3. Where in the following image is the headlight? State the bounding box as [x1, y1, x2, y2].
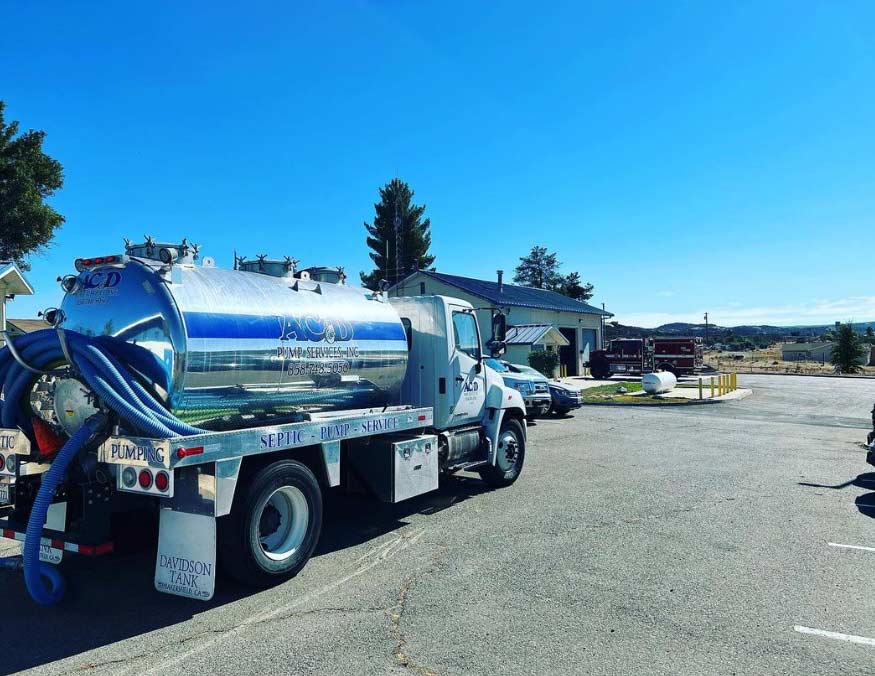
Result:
[513, 381, 532, 395]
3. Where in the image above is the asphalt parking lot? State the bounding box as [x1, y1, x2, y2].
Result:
[2, 374, 875, 675]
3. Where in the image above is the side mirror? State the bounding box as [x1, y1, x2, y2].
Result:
[488, 340, 507, 358]
[491, 312, 507, 343]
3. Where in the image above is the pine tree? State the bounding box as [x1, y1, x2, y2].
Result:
[558, 271, 594, 302]
[513, 245, 594, 301]
[830, 322, 866, 373]
[360, 178, 435, 289]
[0, 101, 65, 270]
[513, 246, 562, 289]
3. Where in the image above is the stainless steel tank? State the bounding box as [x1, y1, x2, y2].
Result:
[56, 244, 408, 426]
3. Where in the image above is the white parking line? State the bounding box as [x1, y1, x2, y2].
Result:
[829, 542, 875, 553]
[794, 626, 875, 647]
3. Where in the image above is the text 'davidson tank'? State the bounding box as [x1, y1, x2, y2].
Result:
[56, 240, 408, 425]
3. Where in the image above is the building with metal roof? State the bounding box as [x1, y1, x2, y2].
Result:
[0, 262, 35, 347]
[5, 318, 51, 336]
[390, 270, 612, 376]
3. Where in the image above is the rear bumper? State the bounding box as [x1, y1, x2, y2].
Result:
[0, 517, 114, 557]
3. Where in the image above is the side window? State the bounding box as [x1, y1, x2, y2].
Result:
[452, 311, 481, 360]
[400, 318, 413, 351]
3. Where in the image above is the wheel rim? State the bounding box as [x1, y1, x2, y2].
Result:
[257, 486, 309, 561]
[496, 428, 520, 472]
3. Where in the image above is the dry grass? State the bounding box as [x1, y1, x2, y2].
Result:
[706, 347, 875, 376]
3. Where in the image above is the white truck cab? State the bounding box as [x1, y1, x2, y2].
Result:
[390, 295, 527, 475]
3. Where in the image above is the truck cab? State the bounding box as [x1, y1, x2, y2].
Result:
[389, 296, 527, 470]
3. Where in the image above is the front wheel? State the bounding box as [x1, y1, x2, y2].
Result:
[218, 459, 323, 587]
[479, 418, 526, 487]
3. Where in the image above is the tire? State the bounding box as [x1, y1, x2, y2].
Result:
[553, 407, 570, 416]
[658, 364, 679, 378]
[218, 459, 323, 587]
[479, 418, 526, 488]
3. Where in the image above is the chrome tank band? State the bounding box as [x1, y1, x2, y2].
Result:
[58, 260, 408, 425]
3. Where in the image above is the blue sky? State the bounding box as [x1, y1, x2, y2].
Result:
[3, 1, 873, 327]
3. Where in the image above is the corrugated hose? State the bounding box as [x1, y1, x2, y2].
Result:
[0, 329, 202, 605]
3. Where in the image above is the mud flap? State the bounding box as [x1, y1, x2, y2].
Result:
[154, 510, 216, 601]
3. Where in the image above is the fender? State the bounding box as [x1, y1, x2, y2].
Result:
[481, 372, 526, 465]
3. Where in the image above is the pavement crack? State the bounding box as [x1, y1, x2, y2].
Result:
[386, 542, 449, 676]
[63, 606, 384, 673]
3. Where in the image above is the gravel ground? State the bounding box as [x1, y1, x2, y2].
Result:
[2, 374, 875, 675]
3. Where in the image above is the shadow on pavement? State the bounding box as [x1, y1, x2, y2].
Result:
[798, 471, 875, 491]
[855, 492, 875, 518]
[0, 473, 490, 674]
[316, 473, 492, 556]
[797, 472, 875, 520]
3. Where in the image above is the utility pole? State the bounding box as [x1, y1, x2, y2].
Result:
[393, 186, 402, 285]
[704, 312, 709, 346]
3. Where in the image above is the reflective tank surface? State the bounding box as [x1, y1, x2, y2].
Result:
[58, 259, 409, 425]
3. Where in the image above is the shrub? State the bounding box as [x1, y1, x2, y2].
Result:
[528, 350, 559, 377]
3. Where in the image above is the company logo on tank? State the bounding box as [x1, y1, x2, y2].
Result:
[279, 314, 353, 343]
[74, 270, 123, 305]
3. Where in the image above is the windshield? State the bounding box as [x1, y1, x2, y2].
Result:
[484, 358, 508, 372]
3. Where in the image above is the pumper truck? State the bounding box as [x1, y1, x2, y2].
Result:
[0, 238, 527, 604]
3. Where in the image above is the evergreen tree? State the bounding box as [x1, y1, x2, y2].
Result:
[0, 101, 64, 270]
[513, 245, 594, 301]
[830, 322, 866, 373]
[513, 245, 562, 289]
[558, 271, 594, 302]
[360, 178, 434, 289]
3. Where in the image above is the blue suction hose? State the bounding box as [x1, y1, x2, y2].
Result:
[23, 414, 105, 605]
[0, 329, 203, 604]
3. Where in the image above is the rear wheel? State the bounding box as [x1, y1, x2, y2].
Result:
[479, 418, 525, 487]
[218, 459, 322, 587]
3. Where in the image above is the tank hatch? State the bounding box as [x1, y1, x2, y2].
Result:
[236, 255, 298, 279]
[125, 236, 199, 265]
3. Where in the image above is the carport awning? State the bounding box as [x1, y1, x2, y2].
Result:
[505, 324, 569, 347]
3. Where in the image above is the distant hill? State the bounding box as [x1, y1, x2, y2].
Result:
[609, 320, 875, 342]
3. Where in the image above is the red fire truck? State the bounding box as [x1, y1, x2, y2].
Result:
[588, 337, 704, 379]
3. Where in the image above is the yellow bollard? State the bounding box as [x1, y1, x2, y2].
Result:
[710, 376, 715, 398]
[733, 372, 737, 391]
[698, 377, 703, 400]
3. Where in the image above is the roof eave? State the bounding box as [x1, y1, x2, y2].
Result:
[0, 264, 34, 296]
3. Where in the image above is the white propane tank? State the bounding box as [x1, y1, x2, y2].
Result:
[642, 371, 677, 394]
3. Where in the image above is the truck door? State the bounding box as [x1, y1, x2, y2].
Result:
[449, 307, 487, 424]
